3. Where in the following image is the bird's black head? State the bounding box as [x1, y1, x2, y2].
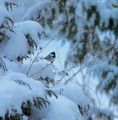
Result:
[50, 51, 56, 57]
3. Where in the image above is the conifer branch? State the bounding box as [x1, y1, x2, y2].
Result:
[64, 41, 117, 84]
[0, 57, 8, 72]
[37, 0, 62, 22]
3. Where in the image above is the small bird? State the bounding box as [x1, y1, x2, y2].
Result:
[44, 52, 56, 63]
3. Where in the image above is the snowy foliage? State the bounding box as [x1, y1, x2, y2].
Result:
[0, 0, 98, 120]
[0, 0, 117, 120]
[88, 62, 118, 105]
[17, 0, 118, 108]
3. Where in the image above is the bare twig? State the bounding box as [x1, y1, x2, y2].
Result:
[26, 32, 59, 76]
[55, 66, 75, 84]
[64, 41, 116, 84]
[27, 2, 83, 76]
[37, 0, 62, 22]
[83, 85, 101, 113]
[29, 63, 51, 78]
[27, 16, 82, 76]
[27, 0, 63, 76]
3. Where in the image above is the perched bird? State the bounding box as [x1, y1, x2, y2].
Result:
[44, 52, 56, 63]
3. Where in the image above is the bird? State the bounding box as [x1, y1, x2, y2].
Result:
[44, 51, 56, 63]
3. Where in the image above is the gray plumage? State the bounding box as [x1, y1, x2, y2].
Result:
[44, 52, 56, 63]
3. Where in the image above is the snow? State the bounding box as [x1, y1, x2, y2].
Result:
[0, 72, 45, 117]
[21, 62, 55, 80]
[28, 95, 83, 120]
[0, 0, 118, 119]
[0, 29, 28, 60]
[0, 71, 86, 119]
[45, 95, 83, 120]
[0, 5, 13, 27]
[81, 0, 118, 26]
[14, 21, 44, 43]
[0, 58, 20, 72]
[23, 0, 51, 21]
[0, 20, 44, 60]
[0, 0, 12, 7]
[51, 84, 91, 106]
[10, 0, 44, 22]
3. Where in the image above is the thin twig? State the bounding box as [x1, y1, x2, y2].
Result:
[27, 16, 81, 76]
[55, 66, 75, 84]
[29, 63, 51, 78]
[83, 85, 101, 113]
[37, 0, 62, 22]
[27, 0, 63, 76]
[64, 41, 116, 84]
[26, 36, 56, 76]
[27, 4, 83, 76]
[0, 57, 8, 72]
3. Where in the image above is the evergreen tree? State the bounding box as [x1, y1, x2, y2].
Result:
[0, 0, 117, 120]
[0, 1, 53, 120]
[0, 1, 89, 120]
[23, 0, 118, 107]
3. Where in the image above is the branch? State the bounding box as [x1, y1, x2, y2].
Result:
[37, 0, 62, 22]
[64, 41, 117, 84]
[27, 5, 83, 76]
[26, 33, 58, 76]
[29, 63, 51, 78]
[0, 57, 8, 72]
